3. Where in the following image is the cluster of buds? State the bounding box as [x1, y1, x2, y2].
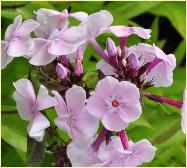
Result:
[1, 8, 186, 167]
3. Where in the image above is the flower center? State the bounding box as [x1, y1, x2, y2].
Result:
[112, 100, 119, 107]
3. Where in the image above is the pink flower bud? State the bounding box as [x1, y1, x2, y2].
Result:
[106, 38, 117, 57]
[76, 47, 83, 62]
[74, 61, 83, 76]
[56, 63, 68, 79]
[74, 47, 84, 76]
[128, 53, 139, 70]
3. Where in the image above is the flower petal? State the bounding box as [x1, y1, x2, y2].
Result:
[98, 136, 123, 162]
[95, 76, 119, 98]
[1, 41, 14, 69]
[15, 19, 40, 36]
[80, 10, 113, 37]
[36, 85, 57, 111]
[7, 36, 34, 57]
[13, 92, 33, 120]
[119, 104, 142, 123]
[65, 85, 86, 114]
[116, 81, 140, 103]
[13, 79, 36, 103]
[181, 89, 186, 134]
[52, 90, 68, 116]
[48, 37, 78, 55]
[35, 8, 68, 38]
[96, 60, 117, 77]
[74, 109, 99, 138]
[69, 12, 88, 21]
[87, 94, 107, 118]
[102, 112, 128, 131]
[109, 26, 151, 39]
[167, 54, 176, 71]
[54, 117, 71, 135]
[67, 141, 100, 166]
[27, 112, 50, 142]
[29, 38, 57, 66]
[131, 139, 156, 163]
[146, 62, 173, 87]
[5, 15, 22, 40]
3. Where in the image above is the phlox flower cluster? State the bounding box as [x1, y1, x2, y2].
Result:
[1, 8, 186, 167]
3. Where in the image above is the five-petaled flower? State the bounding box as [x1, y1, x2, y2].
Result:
[13, 79, 57, 141]
[52, 85, 99, 147]
[87, 76, 142, 131]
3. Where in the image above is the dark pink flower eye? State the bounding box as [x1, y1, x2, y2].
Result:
[112, 100, 119, 107]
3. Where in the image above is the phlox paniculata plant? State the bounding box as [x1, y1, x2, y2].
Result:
[1, 8, 186, 167]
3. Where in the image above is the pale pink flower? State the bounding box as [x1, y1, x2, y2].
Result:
[128, 43, 176, 87]
[181, 89, 186, 134]
[28, 26, 86, 65]
[97, 43, 176, 88]
[80, 10, 113, 40]
[52, 86, 99, 147]
[87, 76, 142, 131]
[1, 15, 39, 69]
[66, 10, 113, 61]
[35, 8, 88, 38]
[67, 136, 102, 166]
[98, 136, 156, 167]
[109, 26, 151, 39]
[28, 8, 87, 65]
[13, 79, 57, 141]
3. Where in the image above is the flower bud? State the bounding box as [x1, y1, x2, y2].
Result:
[74, 61, 83, 76]
[74, 47, 84, 76]
[106, 38, 117, 57]
[56, 63, 68, 79]
[128, 53, 139, 70]
[76, 47, 83, 62]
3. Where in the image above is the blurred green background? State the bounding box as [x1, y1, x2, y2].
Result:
[1, 1, 186, 167]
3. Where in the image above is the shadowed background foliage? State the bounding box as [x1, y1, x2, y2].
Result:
[1, 1, 186, 167]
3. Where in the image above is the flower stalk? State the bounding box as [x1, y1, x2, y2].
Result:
[89, 38, 109, 63]
[143, 93, 182, 109]
[118, 130, 129, 150]
[92, 127, 108, 151]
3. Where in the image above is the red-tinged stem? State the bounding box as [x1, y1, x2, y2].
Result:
[118, 130, 129, 150]
[92, 127, 108, 151]
[89, 38, 109, 63]
[119, 37, 127, 55]
[143, 93, 182, 109]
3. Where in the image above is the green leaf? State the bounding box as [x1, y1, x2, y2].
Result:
[150, 1, 186, 39]
[2, 57, 30, 105]
[174, 40, 186, 66]
[1, 114, 27, 152]
[127, 115, 154, 131]
[157, 39, 166, 49]
[27, 136, 46, 166]
[151, 17, 159, 43]
[106, 1, 162, 20]
[1, 140, 26, 166]
[1, 105, 17, 111]
[83, 71, 98, 89]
